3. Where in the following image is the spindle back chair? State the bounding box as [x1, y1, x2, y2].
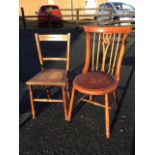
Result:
[67, 26, 131, 138]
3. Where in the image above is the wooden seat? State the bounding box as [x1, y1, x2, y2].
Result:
[26, 33, 71, 120]
[26, 69, 66, 86]
[73, 72, 118, 95]
[67, 26, 132, 139]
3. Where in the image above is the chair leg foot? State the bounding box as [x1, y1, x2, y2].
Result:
[28, 85, 35, 119]
[67, 87, 75, 122]
[105, 94, 110, 139]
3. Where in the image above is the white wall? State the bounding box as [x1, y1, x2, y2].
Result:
[48, 0, 54, 4]
[85, 0, 97, 14]
[85, 0, 97, 8]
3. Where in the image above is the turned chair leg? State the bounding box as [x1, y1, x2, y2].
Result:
[67, 87, 75, 121]
[66, 81, 70, 101]
[105, 94, 110, 139]
[28, 85, 35, 119]
[62, 86, 68, 121]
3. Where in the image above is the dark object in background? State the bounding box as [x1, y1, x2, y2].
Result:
[37, 5, 63, 27]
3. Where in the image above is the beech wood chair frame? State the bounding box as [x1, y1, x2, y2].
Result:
[67, 26, 131, 139]
[26, 33, 71, 120]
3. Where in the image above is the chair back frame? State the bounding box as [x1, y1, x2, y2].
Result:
[82, 26, 132, 81]
[35, 33, 71, 72]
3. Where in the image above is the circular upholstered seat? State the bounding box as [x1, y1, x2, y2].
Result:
[73, 72, 119, 95]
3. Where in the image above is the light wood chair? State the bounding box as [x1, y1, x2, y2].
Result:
[67, 26, 131, 138]
[26, 33, 71, 120]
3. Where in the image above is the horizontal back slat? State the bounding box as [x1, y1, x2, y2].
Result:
[43, 57, 68, 61]
[39, 35, 68, 41]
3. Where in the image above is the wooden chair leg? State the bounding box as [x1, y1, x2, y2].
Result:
[28, 85, 35, 119]
[62, 86, 68, 120]
[45, 85, 51, 99]
[89, 95, 93, 101]
[105, 94, 110, 139]
[66, 81, 70, 101]
[113, 90, 116, 101]
[67, 87, 75, 122]
[113, 90, 118, 108]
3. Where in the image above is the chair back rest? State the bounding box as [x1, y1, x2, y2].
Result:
[35, 33, 70, 71]
[83, 26, 131, 81]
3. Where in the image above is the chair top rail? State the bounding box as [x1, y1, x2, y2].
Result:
[83, 26, 132, 34]
[38, 34, 69, 41]
[42, 57, 68, 61]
